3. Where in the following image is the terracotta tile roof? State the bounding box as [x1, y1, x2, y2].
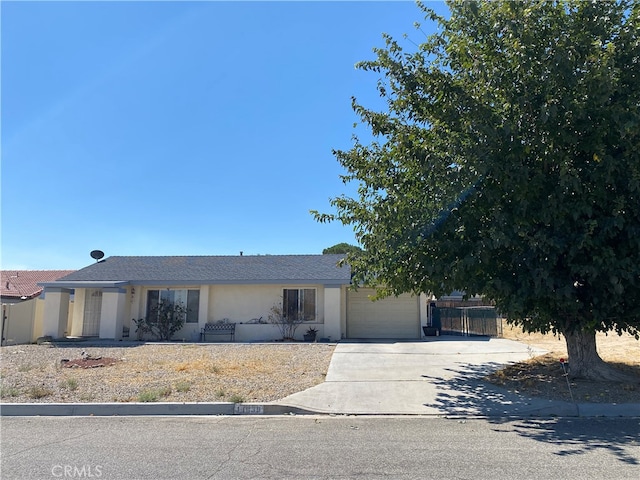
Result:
[1, 270, 76, 300]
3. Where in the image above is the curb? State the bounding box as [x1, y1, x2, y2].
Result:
[0, 402, 316, 417]
[574, 402, 640, 418]
[2, 401, 639, 418]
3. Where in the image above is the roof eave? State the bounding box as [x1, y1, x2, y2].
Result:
[39, 279, 350, 288]
[39, 281, 130, 289]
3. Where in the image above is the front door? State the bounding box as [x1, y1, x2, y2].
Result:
[82, 289, 102, 336]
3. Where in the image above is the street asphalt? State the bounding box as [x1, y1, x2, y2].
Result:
[2, 336, 638, 418]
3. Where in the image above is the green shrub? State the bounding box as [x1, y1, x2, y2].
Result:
[138, 386, 172, 402]
[175, 381, 191, 393]
[133, 299, 188, 341]
[229, 394, 244, 403]
[28, 386, 53, 399]
[0, 386, 20, 398]
[137, 390, 158, 402]
[60, 378, 79, 391]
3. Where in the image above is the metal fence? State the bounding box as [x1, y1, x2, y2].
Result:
[435, 306, 502, 337]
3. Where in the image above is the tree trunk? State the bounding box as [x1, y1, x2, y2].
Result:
[564, 329, 638, 382]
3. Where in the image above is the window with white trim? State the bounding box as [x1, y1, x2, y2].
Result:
[147, 289, 200, 323]
[283, 288, 316, 322]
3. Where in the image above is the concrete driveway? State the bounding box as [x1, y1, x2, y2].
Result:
[278, 336, 587, 416]
[4, 336, 638, 418]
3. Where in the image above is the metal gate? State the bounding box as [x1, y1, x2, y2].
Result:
[436, 306, 501, 337]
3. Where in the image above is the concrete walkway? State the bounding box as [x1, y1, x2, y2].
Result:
[278, 337, 640, 417]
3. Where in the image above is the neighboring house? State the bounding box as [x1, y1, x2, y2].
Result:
[39, 255, 430, 341]
[1, 270, 75, 303]
[1, 270, 75, 345]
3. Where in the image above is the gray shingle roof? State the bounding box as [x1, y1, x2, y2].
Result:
[54, 255, 350, 286]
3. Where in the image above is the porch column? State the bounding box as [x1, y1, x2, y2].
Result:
[69, 290, 85, 337]
[42, 288, 72, 338]
[323, 285, 342, 342]
[100, 288, 127, 340]
[419, 293, 428, 328]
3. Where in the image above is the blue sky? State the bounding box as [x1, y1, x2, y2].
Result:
[2, 1, 447, 270]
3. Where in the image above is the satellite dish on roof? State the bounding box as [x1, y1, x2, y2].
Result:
[90, 250, 105, 261]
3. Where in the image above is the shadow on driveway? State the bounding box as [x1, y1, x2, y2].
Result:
[420, 361, 576, 417]
[422, 362, 640, 465]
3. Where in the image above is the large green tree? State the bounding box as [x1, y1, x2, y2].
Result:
[314, 0, 640, 380]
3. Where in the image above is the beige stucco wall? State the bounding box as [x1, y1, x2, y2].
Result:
[66, 283, 345, 342]
[323, 286, 342, 342]
[2, 297, 72, 345]
[126, 284, 334, 342]
[203, 284, 328, 341]
[99, 288, 127, 340]
[126, 285, 143, 337]
[207, 284, 327, 341]
[208, 284, 327, 322]
[34, 298, 46, 341]
[42, 290, 71, 338]
[34, 298, 71, 340]
[70, 289, 85, 336]
[2, 300, 35, 345]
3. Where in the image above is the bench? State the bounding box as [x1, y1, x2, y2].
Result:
[200, 322, 236, 342]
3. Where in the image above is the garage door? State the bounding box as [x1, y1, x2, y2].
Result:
[347, 289, 420, 339]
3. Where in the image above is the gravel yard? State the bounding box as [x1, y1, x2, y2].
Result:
[0, 343, 335, 404]
[2, 329, 637, 406]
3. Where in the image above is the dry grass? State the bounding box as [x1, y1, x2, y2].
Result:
[0, 343, 335, 404]
[486, 324, 640, 403]
[501, 324, 640, 364]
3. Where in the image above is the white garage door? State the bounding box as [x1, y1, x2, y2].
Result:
[347, 289, 420, 339]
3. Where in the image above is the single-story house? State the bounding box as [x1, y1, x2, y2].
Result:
[39, 255, 429, 342]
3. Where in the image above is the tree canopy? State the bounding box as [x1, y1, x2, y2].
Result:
[314, 0, 640, 379]
[322, 242, 362, 255]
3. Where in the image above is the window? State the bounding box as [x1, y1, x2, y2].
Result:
[146, 289, 200, 323]
[283, 288, 316, 322]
